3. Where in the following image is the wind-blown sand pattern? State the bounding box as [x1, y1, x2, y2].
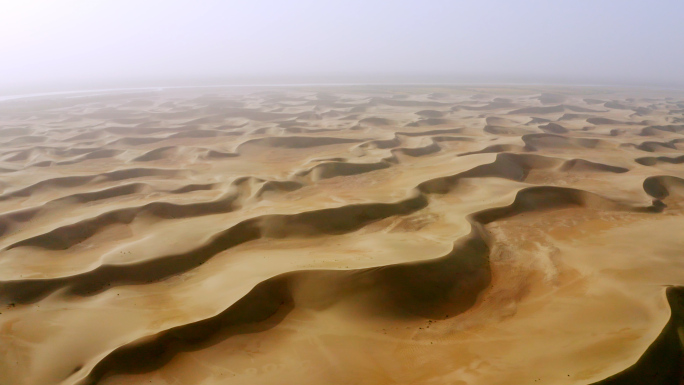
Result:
[1, 86, 683, 385]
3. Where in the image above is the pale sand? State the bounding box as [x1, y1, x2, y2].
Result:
[0, 86, 683, 385]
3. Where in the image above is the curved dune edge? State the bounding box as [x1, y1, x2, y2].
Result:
[0, 193, 428, 304]
[70, 184, 660, 384]
[0, 182, 222, 238]
[3, 189, 239, 251]
[522, 133, 609, 150]
[0, 168, 186, 201]
[0, 152, 642, 304]
[75, 227, 489, 385]
[636, 154, 684, 166]
[643, 175, 684, 201]
[589, 286, 684, 385]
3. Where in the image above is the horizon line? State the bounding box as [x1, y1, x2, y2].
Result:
[2, 81, 684, 102]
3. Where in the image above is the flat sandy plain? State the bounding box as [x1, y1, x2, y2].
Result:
[0, 86, 683, 385]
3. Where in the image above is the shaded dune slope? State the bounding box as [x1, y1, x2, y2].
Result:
[77, 227, 490, 385]
[0, 168, 185, 201]
[74, 183, 659, 385]
[590, 286, 684, 385]
[0, 152, 643, 306]
[0, 194, 428, 304]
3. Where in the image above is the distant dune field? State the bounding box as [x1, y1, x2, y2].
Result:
[0, 86, 683, 385]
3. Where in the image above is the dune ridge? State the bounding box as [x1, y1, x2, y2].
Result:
[590, 286, 684, 385]
[73, 180, 660, 384]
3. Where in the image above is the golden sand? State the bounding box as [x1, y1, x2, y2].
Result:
[0, 86, 683, 385]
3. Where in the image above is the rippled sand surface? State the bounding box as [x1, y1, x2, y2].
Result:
[1, 86, 683, 385]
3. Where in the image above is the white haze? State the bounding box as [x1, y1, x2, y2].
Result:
[1, 0, 683, 95]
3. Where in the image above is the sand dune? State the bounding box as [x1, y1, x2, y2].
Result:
[639, 124, 684, 136]
[79, 228, 491, 385]
[508, 104, 604, 115]
[539, 93, 568, 104]
[636, 154, 684, 166]
[590, 286, 684, 384]
[296, 160, 392, 180]
[1, 86, 684, 385]
[405, 117, 454, 127]
[540, 122, 569, 134]
[415, 110, 446, 118]
[587, 117, 644, 126]
[237, 136, 363, 150]
[397, 127, 463, 136]
[522, 133, 606, 150]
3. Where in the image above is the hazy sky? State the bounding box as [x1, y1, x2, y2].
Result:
[2, 0, 683, 94]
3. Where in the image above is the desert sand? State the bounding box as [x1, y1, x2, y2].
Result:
[0, 85, 683, 385]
